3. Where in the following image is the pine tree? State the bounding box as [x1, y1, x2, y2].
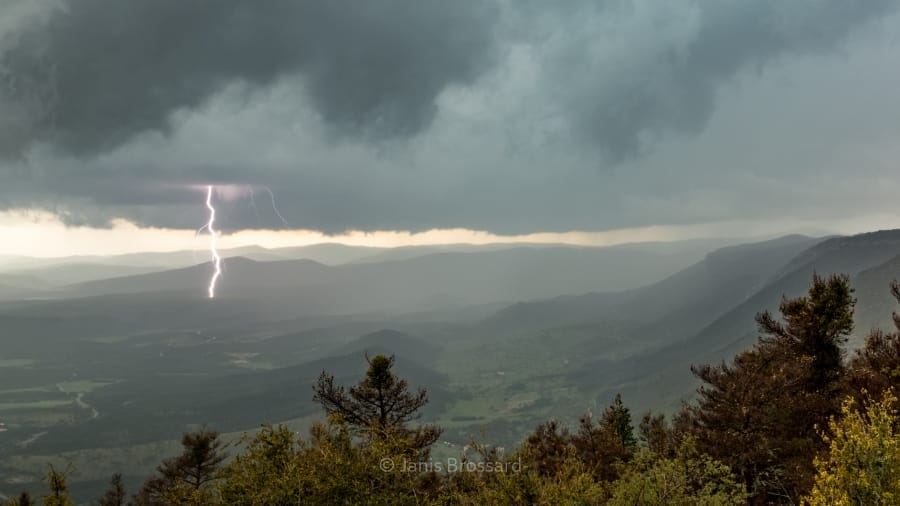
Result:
[313, 354, 441, 449]
[638, 411, 678, 458]
[173, 430, 226, 491]
[688, 273, 856, 504]
[601, 393, 638, 451]
[133, 429, 226, 505]
[40, 464, 74, 506]
[521, 420, 572, 477]
[217, 424, 307, 505]
[98, 473, 126, 506]
[756, 273, 855, 390]
[567, 394, 638, 482]
[845, 280, 900, 401]
[4, 492, 34, 506]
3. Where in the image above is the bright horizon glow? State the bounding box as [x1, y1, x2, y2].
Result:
[1, 209, 899, 259]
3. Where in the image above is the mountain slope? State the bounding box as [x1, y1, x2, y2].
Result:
[577, 229, 900, 412]
[64, 245, 723, 315]
[0, 243, 380, 275]
[483, 234, 822, 340]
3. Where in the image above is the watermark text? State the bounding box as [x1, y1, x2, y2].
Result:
[379, 457, 523, 474]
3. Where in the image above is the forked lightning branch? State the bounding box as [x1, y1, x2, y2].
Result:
[200, 184, 288, 298]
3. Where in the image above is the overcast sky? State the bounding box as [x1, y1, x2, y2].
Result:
[1, 0, 900, 255]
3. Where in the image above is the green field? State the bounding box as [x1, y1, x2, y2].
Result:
[0, 400, 72, 411]
[0, 359, 36, 368]
[56, 380, 114, 394]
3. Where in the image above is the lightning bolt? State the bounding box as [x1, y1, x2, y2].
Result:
[248, 187, 262, 225]
[262, 186, 290, 227]
[205, 185, 222, 299]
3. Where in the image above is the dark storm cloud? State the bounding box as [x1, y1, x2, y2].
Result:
[1, 0, 899, 234]
[547, 0, 899, 161]
[0, 0, 499, 157]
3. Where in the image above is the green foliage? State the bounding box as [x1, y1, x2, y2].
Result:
[515, 394, 638, 485]
[845, 281, 900, 403]
[757, 272, 856, 388]
[608, 437, 746, 505]
[39, 464, 73, 506]
[436, 438, 606, 505]
[214, 362, 745, 505]
[639, 411, 678, 458]
[97, 473, 126, 506]
[218, 416, 437, 505]
[688, 273, 857, 502]
[217, 425, 305, 505]
[805, 391, 900, 505]
[6, 492, 34, 506]
[465, 455, 607, 506]
[313, 354, 441, 449]
[132, 429, 226, 505]
[603, 394, 638, 451]
[219, 355, 448, 504]
[520, 420, 571, 477]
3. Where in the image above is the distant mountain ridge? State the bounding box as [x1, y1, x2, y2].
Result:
[0, 239, 739, 303]
[61, 245, 728, 315]
[483, 234, 822, 338]
[559, 229, 900, 412]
